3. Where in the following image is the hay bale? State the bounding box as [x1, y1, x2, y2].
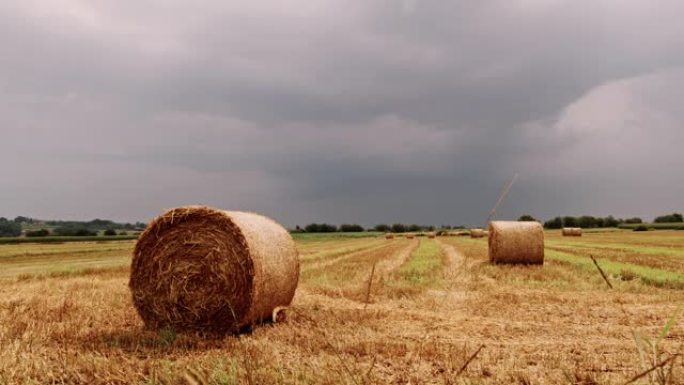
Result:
[385, 233, 394, 239]
[129, 206, 299, 332]
[470, 228, 486, 238]
[488, 221, 544, 265]
[406, 233, 415, 239]
[562, 227, 582, 237]
[427, 232, 436, 239]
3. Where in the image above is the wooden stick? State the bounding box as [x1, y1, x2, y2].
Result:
[623, 354, 680, 384]
[364, 262, 377, 309]
[455, 344, 485, 377]
[590, 255, 613, 289]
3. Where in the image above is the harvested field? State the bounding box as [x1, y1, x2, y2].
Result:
[0, 231, 683, 384]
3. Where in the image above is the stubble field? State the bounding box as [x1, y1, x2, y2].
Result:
[0, 230, 682, 384]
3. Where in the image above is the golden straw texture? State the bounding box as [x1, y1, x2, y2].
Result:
[488, 221, 544, 265]
[129, 206, 299, 332]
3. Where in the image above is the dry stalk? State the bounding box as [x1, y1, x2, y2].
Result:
[590, 255, 613, 289]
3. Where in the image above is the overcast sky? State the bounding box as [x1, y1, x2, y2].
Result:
[1, 1, 683, 227]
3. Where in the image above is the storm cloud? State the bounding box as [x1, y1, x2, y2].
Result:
[1, 0, 683, 226]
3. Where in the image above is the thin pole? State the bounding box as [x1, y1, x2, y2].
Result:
[485, 173, 518, 228]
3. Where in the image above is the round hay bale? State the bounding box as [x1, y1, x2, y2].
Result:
[562, 227, 582, 237]
[488, 221, 544, 265]
[406, 233, 415, 239]
[470, 228, 485, 238]
[129, 206, 299, 332]
[427, 232, 436, 239]
[385, 233, 394, 239]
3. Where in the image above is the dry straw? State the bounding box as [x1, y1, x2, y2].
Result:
[129, 206, 299, 333]
[562, 227, 582, 237]
[488, 221, 544, 265]
[470, 228, 486, 238]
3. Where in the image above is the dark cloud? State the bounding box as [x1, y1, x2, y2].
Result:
[1, 1, 682, 225]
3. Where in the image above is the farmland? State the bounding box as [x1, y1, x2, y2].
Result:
[0, 231, 683, 384]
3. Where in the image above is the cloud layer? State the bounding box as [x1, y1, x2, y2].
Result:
[1, 1, 682, 225]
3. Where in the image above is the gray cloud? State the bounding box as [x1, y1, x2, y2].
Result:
[1, 1, 682, 225]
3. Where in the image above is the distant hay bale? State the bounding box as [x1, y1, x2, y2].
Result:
[129, 206, 299, 333]
[456, 231, 470, 237]
[562, 227, 582, 237]
[427, 232, 436, 239]
[470, 228, 486, 238]
[385, 233, 394, 239]
[406, 233, 415, 239]
[488, 221, 544, 265]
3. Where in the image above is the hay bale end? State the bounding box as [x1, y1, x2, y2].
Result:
[488, 221, 544, 265]
[129, 206, 299, 333]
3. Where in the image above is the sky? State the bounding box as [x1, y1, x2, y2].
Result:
[1, 0, 683, 227]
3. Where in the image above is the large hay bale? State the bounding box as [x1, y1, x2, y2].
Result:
[385, 233, 394, 239]
[562, 227, 582, 237]
[488, 221, 544, 265]
[470, 228, 485, 238]
[129, 206, 299, 332]
[406, 233, 415, 239]
[427, 232, 436, 239]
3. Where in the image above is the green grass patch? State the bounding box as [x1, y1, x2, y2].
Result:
[394, 239, 444, 286]
[546, 249, 684, 289]
[546, 239, 684, 258]
[618, 223, 684, 230]
[0, 235, 138, 245]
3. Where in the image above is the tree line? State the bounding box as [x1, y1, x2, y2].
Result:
[0, 216, 146, 238]
[295, 223, 465, 233]
[532, 212, 682, 229]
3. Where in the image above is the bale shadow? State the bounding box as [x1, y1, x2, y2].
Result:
[77, 325, 263, 356]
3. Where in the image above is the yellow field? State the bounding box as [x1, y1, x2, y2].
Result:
[0, 231, 682, 384]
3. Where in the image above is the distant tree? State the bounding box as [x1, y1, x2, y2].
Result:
[562, 216, 578, 227]
[304, 223, 338, 233]
[407, 224, 421, 232]
[339, 224, 364, 232]
[26, 229, 50, 237]
[543, 217, 563, 229]
[624, 217, 643, 224]
[13, 216, 32, 224]
[53, 227, 97, 236]
[578, 216, 597, 228]
[603, 216, 619, 228]
[517, 214, 537, 222]
[654, 213, 683, 223]
[0, 218, 22, 237]
[391, 224, 407, 233]
[103, 229, 117, 236]
[374, 224, 390, 232]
